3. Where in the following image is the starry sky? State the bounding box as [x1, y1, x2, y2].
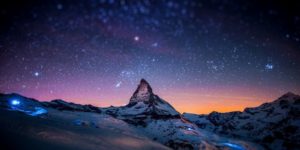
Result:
[1, 0, 300, 114]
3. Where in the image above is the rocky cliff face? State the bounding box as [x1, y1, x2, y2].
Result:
[129, 79, 153, 104]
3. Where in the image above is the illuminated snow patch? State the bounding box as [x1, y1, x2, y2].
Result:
[221, 142, 244, 150]
[28, 107, 48, 116]
[8, 100, 47, 117]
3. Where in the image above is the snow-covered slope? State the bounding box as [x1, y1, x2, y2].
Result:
[182, 92, 300, 150]
[0, 93, 170, 150]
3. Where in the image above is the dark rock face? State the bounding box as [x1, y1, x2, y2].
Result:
[207, 111, 241, 126]
[182, 92, 300, 150]
[43, 100, 101, 113]
[129, 79, 153, 104]
[165, 140, 194, 150]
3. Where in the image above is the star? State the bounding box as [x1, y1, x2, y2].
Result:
[134, 36, 140, 41]
[34, 72, 40, 77]
[151, 42, 158, 47]
[57, 4, 63, 10]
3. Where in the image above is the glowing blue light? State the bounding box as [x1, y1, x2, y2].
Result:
[28, 107, 48, 116]
[11, 99, 20, 105]
[222, 143, 244, 150]
[8, 100, 47, 116]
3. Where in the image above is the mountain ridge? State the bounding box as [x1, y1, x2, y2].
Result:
[183, 92, 300, 149]
[0, 80, 299, 150]
[0, 90, 299, 116]
[1, 91, 298, 115]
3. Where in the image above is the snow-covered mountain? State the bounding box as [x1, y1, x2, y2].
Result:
[183, 92, 300, 150]
[0, 79, 298, 150]
[103, 79, 180, 119]
[101, 79, 214, 149]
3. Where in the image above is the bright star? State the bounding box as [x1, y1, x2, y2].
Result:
[34, 72, 40, 77]
[134, 36, 139, 41]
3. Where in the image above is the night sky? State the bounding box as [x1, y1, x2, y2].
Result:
[1, 0, 300, 114]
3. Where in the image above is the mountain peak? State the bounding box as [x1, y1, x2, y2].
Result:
[277, 92, 299, 101]
[281, 92, 296, 97]
[123, 79, 180, 117]
[129, 79, 153, 103]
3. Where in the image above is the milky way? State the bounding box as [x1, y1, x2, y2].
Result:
[1, 0, 300, 113]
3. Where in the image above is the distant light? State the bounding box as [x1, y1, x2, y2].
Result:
[11, 99, 20, 105]
[151, 42, 158, 47]
[34, 72, 40, 77]
[29, 107, 48, 116]
[134, 36, 139, 41]
[265, 64, 274, 70]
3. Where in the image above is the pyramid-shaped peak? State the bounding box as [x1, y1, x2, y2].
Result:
[140, 78, 148, 84]
[129, 79, 153, 103]
[139, 78, 152, 91]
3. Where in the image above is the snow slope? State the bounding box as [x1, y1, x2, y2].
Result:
[0, 96, 170, 150]
[182, 92, 300, 150]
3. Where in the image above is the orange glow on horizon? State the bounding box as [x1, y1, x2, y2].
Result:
[8, 83, 299, 114]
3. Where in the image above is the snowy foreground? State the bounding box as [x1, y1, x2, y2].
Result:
[0, 79, 299, 150]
